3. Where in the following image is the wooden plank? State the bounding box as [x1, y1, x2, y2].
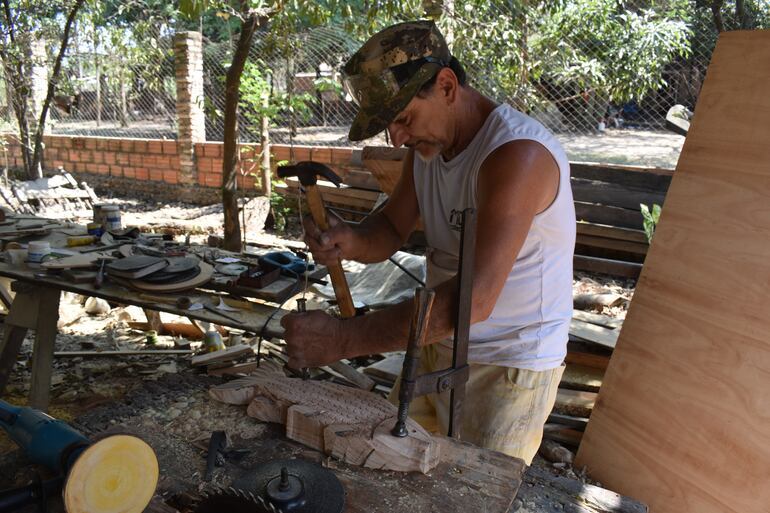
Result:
[560, 364, 604, 393]
[576, 222, 648, 243]
[572, 309, 623, 329]
[362, 352, 404, 385]
[29, 287, 61, 410]
[519, 466, 648, 513]
[210, 369, 440, 473]
[573, 255, 642, 279]
[575, 201, 644, 230]
[570, 161, 672, 191]
[571, 177, 666, 211]
[564, 350, 610, 371]
[569, 319, 619, 349]
[556, 388, 597, 410]
[575, 31, 770, 513]
[575, 234, 648, 256]
[191, 344, 254, 367]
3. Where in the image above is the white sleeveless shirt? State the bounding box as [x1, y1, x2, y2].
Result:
[413, 104, 575, 371]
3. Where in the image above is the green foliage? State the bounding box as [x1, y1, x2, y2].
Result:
[447, 0, 691, 122]
[640, 203, 661, 243]
[239, 59, 313, 127]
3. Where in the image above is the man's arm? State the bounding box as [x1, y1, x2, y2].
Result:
[303, 148, 420, 265]
[282, 140, 560, 368]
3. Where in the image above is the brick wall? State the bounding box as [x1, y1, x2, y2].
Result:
[1, 134, 359, 205]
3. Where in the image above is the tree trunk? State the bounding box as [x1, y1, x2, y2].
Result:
[221, 4, 259, 252]
[711, 0, 725, 33]
[260, 96, 271, 197]
[30, 0, 84, 178]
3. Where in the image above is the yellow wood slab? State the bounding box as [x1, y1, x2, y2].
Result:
[575, 30, 770, 513]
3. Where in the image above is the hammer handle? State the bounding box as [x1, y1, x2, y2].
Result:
[304, 185, 356, 318]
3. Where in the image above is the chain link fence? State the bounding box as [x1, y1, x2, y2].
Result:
[1, 2, 767, 167]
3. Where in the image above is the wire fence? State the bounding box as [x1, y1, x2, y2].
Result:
[0, 2, 767, 167]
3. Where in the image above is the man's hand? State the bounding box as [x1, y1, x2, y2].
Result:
[280, 310, 348, 369]
[303, 212, 359, 266]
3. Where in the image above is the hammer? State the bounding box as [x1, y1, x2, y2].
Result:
[277, 161, 356, 318]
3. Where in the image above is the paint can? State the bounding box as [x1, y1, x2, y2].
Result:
[146, 330, 158, 345]
[87, 222, 104, 237]
[204, 330, 225, 353]
[227, 331, 243, 347]
[27, 241, 51, 263]
[102, 205, 122, 231]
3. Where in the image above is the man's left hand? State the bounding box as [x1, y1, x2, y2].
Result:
[280, 310, 347, 369]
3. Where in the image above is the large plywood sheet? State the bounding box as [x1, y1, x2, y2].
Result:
[575, 30, 770, 513]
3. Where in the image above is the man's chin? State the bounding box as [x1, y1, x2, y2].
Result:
[415, 146, 440, 163]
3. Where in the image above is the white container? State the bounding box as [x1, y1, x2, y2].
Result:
[102, 205, 122, 231]
[27, 241, 51, 263]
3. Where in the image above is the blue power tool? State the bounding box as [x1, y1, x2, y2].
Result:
[258, 251, 314, 277]
[0, 400, 159, 513]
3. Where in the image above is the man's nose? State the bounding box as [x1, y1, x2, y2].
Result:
[387, 124, 408, 148]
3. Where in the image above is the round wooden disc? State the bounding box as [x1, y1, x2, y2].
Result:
[130, 261, 214, 293]
[64, 434, 159, 513]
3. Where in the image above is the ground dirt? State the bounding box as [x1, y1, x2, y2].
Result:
[0, 200, 635, 512]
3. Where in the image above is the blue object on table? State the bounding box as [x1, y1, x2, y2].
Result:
[258, 251, 314, 276]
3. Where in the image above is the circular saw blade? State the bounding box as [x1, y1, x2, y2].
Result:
[192, 487, 279, 513]
[233, 459, 344, 513]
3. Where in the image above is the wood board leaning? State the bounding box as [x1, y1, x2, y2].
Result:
[575, 30, 770, 513]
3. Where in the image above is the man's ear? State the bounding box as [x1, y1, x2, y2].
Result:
[435, 67, 458, 104]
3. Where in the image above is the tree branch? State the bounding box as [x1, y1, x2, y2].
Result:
[32, 0, 86, 176]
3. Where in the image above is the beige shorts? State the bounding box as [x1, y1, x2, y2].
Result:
[389, 344, 564, 465]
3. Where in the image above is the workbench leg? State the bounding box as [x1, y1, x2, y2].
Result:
[0, 277, 14, 311]
[143, 308, 165, 335]
[0, 325, 30, 395]
[28, 288, 60, 411]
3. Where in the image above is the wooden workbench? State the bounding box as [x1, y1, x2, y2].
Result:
[0, 258, 293, 411]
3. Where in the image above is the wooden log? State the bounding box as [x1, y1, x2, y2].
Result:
[210, 369, 440, 473]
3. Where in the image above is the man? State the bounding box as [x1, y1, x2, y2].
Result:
[281, 20, 575, 465]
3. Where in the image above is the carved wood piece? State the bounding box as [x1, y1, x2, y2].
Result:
[210, 369, 440, 473]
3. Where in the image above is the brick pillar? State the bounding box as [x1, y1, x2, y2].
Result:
[174, 31, 205, 185]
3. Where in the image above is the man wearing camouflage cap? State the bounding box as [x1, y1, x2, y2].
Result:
[282, 20, 575, 465]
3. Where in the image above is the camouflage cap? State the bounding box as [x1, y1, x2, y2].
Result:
[342, 20, 451, 141]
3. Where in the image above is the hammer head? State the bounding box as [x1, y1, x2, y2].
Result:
[277, 161, 342, 188]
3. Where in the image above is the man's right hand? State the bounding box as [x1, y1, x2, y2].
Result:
[303, 211, 359, 266]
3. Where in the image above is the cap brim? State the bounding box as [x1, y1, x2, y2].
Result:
[348, 63, 442, 142]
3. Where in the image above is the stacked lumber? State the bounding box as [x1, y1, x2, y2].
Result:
[0, 169, 97, 217]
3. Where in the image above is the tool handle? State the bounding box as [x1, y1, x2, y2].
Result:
[303, 185, 356, 318]
[392, 287, 435, 437]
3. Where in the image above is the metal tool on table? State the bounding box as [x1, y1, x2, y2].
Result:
[0, 400, 158, 513]
[277, 161, 356, 319]
[392, 208, 477, 439]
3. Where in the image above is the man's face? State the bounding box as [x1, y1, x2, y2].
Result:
[386, 87, 449, 162]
